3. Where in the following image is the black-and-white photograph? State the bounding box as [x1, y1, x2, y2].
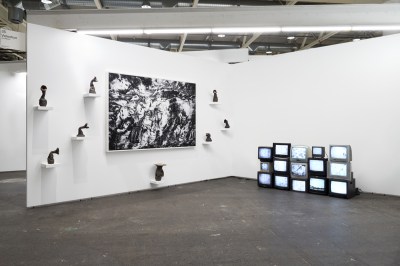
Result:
[108, 72, 196, 151]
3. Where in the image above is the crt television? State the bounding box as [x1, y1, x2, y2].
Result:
[291, 179, 307, 193]
[308, 176, 328, 195]
[290, 145, 310, 162]
[329, 145, 352, 162]
[257, 172, 273, 188]
[260, 162, 273, 173]
[328, 161, 352, 180]
[329, 178, 357, 199]
[308, 158, 327, 176]
[258, 146, 273, 162]
[312, 146, 325, 158]
[274, 175, 290, 190]
[273, 158, 290, 175]
[290, 162, 308, 179]
[273, 143, 291, 158]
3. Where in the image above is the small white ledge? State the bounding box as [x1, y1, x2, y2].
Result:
[209, 102, 220, 105]
[150, 179, 164, 185]
[71, 136, 85, 141]
[221, 128, 231, 131]
[203, 142, 212, 145]
[34, 106, 53, 111]
[83, 93, 101, 98]
[41, 163, 60, 168]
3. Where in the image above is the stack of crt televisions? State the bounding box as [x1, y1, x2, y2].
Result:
[272, 143, 291, 190]
[328, 145, 357, 199]
[290, 145, 310, 193]
[257, 146, 274, 188]
[308, 146, 328, 195]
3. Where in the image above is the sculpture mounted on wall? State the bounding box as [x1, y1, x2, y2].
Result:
[213, 90, 218, 102]
[47, 148, 59, 164]
[154, 163, 166, 181]
[39, 85, 47, 107]
[206, 133, 212, 142]
[89, 77, 98, 94]
[77, 123, 89, 137]
[224, 119, 230, 128]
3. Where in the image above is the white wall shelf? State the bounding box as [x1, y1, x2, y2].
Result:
[71, 136, 85, 141]
[83, 93, 101, 98]
[202, 142, 212, 145]
[209, 102, 220, 105]
[150, 179, 164, 185]
[34, 106, 53, 111]
[221, 128, 231, 131]
[41, 162, 60, 168]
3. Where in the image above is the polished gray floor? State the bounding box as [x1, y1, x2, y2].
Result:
[0, 171, 399, 266]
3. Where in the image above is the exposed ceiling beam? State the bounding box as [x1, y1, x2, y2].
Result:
[178, 33, 187, 52]
[93, 0, 103, 9]
[242, 36, 247, 47]
[243, 33, 261, 48]
[300, 36, 308, 49]
[286, 1, 298, 5]
[193, 0, 199, 7]
[27, 4, 400, 30]
[301, 32, 338, 49]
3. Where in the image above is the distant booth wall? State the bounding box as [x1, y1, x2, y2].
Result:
[0, 62, 26, 172]
[26, 23, 233, 207]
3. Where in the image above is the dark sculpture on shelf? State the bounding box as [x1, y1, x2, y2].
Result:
[39, 85, 47, 107]
[224, 119, 230, 128]
[213, 90, 218, 102]
[47, 148, 59, 164]
[77, 123, 89, 137]
[154, 163, 166, 181]
[89, 77, 98, 94]
[206, 133, 212, 142]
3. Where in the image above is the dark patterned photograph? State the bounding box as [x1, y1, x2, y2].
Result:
[108, 72, 196, 151]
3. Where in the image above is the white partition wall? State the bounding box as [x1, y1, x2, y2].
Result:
[0, 62, 26, 172]
[27, 24, 233, 207]
[229, 34, 400, 196]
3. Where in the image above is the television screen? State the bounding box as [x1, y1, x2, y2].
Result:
[330, 180, 347, 194]
[258, 147, 272, 161]
[274, 160, 288, 172]
[330, 162, 348, 177]
[291, 163, 307, 178]
[275, 175, 288, 188]
[258, 172, 272, 186]
[292, 179, 306, 192]
[330, 145, 352, 161]
[273, 143, 291, 158]
[312, 146, 325, 158]
[309, 159, 324, 172]
[291, 146, 308, 161]
[260, 162, 272, 172]
[309, 177, 325, 192]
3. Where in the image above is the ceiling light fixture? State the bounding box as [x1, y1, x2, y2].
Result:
[266, 46, 272, 54]
[141, 0, 151, 8]
[212, 27, 281, 34]
[217, 34, 225, 38]
[287, 36, 295, 40]
[144, 28, 212, 34]
[41, 0, 52, 4]
[353, 38, 361, 42]
[77, 29, 144, 35]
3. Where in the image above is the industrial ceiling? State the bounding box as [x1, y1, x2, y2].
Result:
[0, 0, 394, 61]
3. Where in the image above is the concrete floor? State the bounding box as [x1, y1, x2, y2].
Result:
[0, 172, 399, 266]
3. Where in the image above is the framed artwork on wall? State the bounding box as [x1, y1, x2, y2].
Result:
[107, 72, 196, 151]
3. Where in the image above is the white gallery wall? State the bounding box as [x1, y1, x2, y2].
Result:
[27, 24, 233, 207]
[0, 62, 26, 172]
[229, 34, 400, 196]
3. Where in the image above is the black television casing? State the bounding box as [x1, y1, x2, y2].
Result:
[258, 146, 273, 162]
[257, 171, 274, 188]
[308, 176, 329, 195]
[273, 143, 291, 158]
[273, 157, 290, 175]
[291, 178, 308, 193]
[329, 176, 356, 199]
[308, 158, 328, 177]
[274, 174, 290, 190]
[260, 162, 273, 173]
